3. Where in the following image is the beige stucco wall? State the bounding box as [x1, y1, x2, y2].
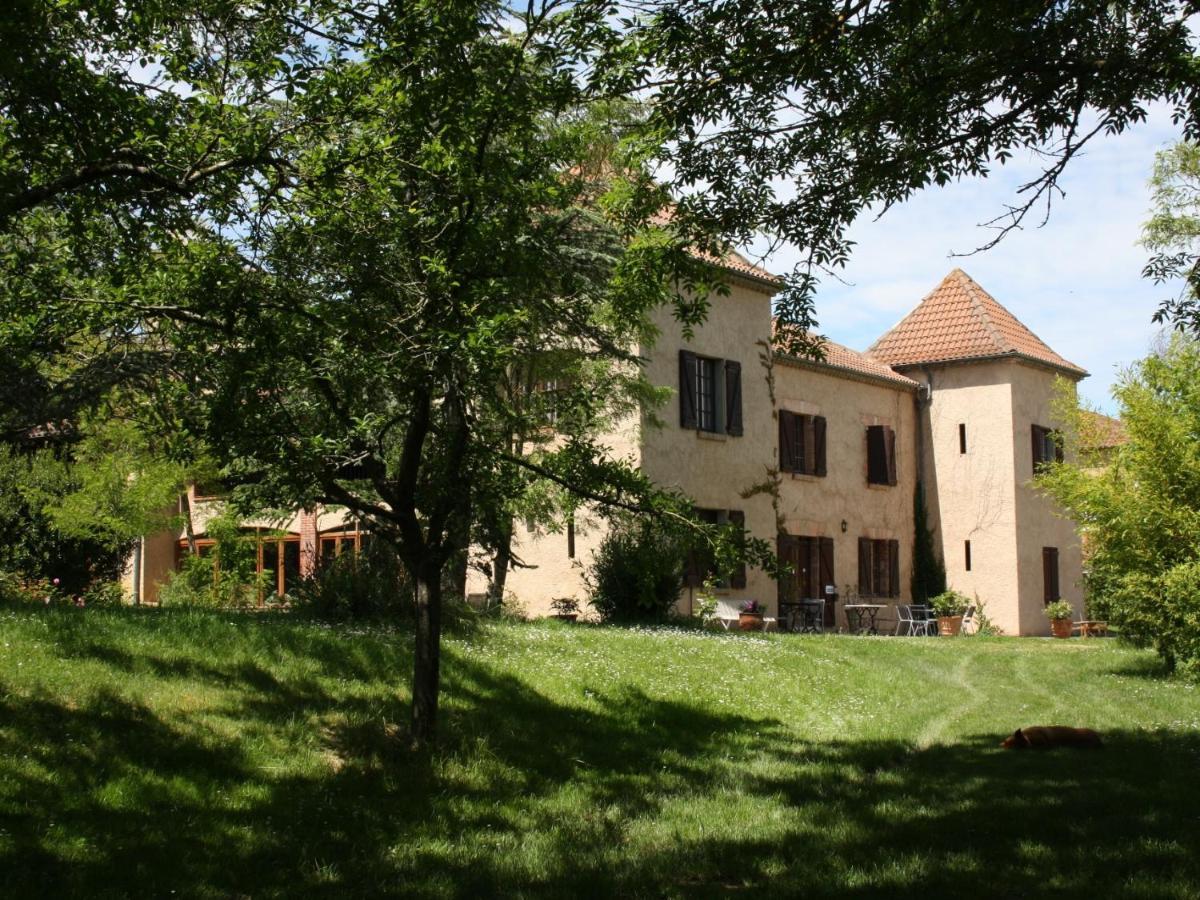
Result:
[774, 361, 917, 627]
[638, 277, 780, 618]
[910, 359, 1083, 635]
[1008, 364, 1085, 634]
[464, 412, 640, 617]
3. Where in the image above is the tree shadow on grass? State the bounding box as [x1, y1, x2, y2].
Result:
[2, 607, 1199, 898]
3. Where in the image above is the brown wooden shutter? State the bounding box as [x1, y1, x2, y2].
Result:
[813, 416, 827, 477]
[804, 537, 820, 597]
[858, 537, 871, 595]
[866, 425, 887, 484]
[802, 415, 817, 475]
[884, 427, 897, 485]
[724, 360, 743, 436]
[888, 539, 900, 598]
[679, 351, 698, 429]
[1032, 425, 1044, 469]
[1043, 547, 1059, 603]
[728, 509, 747, 589]
[779, 411, 795, 473]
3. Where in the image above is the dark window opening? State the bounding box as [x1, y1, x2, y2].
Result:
[959, 423, 967, 454]
[858, 538, 900, 598]
[866, 425, 898, 486]
[1032, 424, 1064, 470]
[685, 508, 746, 590]
[567, 518, 575, 559]
[678, 351, 742, 436]
[965, 540, 972, 572]
[779, 411, 827, 476]
[1042, 547, 1060, 604]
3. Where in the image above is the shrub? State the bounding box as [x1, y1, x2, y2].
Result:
[929, 589, 970, 617]
[290, 538, 414, 621]
[585, 518, 688, 624]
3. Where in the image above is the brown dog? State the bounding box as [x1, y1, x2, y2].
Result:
[1001, 726, 1103, 749]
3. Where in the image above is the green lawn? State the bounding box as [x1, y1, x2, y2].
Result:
[2, 606, 1199, 898]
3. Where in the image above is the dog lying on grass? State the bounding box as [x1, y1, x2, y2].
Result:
[1001, 726, 1103, 749]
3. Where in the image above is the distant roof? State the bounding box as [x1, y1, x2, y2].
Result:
[775, 327, 919, 389]
[1081, 411, 1127, 449]
[648, 207, 782, 291]
[866, 269, 1087, 378]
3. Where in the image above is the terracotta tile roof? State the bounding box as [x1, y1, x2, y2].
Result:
[774, 325, 918, 389]
[1081, 411, 1127, 449]
[648, 207, 781, 289]
[866, 269, 1087, 377]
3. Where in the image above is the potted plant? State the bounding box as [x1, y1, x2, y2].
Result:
[738, 599, 766, 631]
[549, 597, 581, 623]
[1044, 600, 1074, 638]
[929, 589, 970, 636]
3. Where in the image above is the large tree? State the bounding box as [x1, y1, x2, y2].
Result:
[1037, 336, 1200, 676]
[618, 0, 1199, 342]
[1143, 140, 1200, 330]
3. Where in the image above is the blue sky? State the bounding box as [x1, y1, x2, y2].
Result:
[759, 105, 1185, 415]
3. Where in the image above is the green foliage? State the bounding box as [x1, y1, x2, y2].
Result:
[1044, 599, 1074, 621]
[629, 0, 1199, 347]
[911, 484, 946, 604]
[929, 589, 970, 617]
[1142, 141, 1200, 330]
[159, 516, 268, 609]
[291, 540, 414, 622]
[1038, 336, 1200, 673]
[586, 517, 688, 623]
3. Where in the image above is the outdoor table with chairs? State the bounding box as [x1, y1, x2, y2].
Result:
[894, 603, 938, 636]
[843, 603, 885, 634]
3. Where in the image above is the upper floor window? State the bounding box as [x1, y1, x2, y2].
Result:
[679, 351, 743, 436]
[1032, 424, 1063, 470]
[866, 424, 897, 486]
[959, 423, 967, 454]
[779, 411, 827, 476]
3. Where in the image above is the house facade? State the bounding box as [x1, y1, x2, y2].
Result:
[125, 268, 1087, 635]
[463, 266, 1086, 635]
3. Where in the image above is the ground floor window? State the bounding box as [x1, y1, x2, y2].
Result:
[1042, 547, 1060, 604]
[858, 538, 900, 598]
[177, 527, 366, 604]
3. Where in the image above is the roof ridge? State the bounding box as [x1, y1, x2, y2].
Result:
[959, 271, 1008, 354]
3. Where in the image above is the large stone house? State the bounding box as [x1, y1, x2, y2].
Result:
[462, 266, 1087, 635]
[125, 267, 1087, 635]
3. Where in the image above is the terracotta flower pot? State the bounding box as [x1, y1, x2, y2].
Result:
[1050, 618, 1073, 639]
[739, 612, 764, 631]
[937, 615, 963, 636]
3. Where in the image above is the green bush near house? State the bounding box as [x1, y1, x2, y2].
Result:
[290, 538, 414, 621]
[585, 517, 689, 623]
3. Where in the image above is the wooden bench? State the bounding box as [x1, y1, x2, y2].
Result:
[1073, 620, 1109, 638]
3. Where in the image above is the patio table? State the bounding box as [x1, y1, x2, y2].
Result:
[844, 603, 885, 634]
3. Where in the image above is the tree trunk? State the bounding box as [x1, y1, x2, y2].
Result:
[489, 517, 513, 608]
[410, 569, 443, 749]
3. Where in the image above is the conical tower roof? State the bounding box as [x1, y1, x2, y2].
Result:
[867, 269, 1086, 377]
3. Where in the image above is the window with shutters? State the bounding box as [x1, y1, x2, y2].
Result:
[684, 508, 747, 589]
[778, 534, 834, 600]
[857, 537, 900, 598]
[1042, 547, 1060, 604]
[778, 411, 827, 476]
[1032, 424, 1064, 470]
[866, 425, 897, 486]
[679, 351, 743, 437]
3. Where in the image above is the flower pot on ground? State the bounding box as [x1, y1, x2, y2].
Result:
[929, 589, 970, 637]
[1044, 600, 1074, 638]
[738, 600, 766, 631]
